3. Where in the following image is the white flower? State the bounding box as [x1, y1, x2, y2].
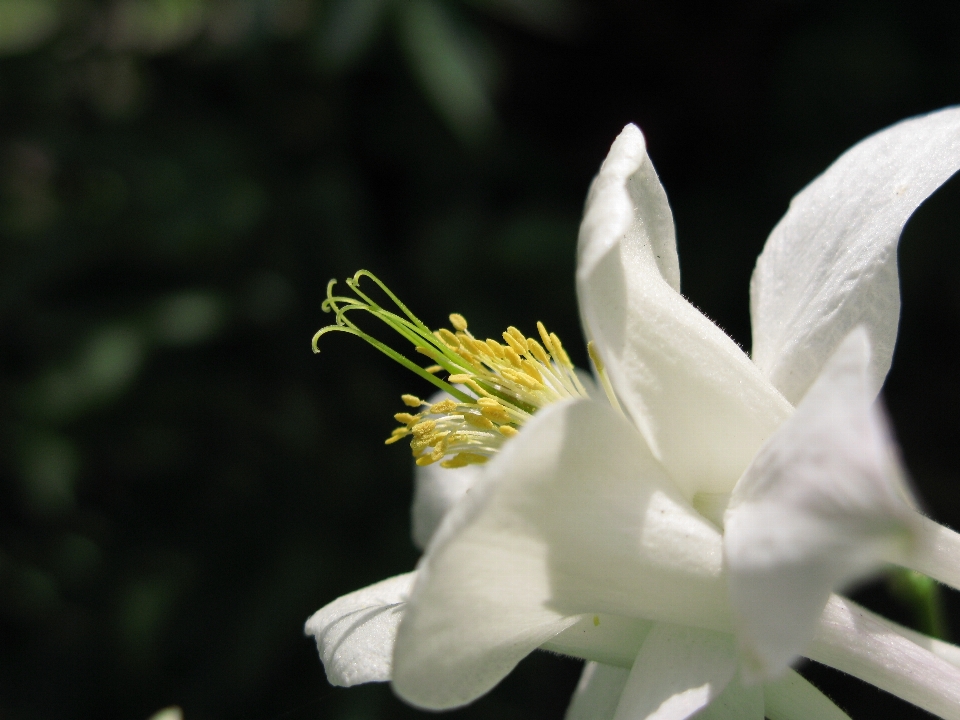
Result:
[307, 107, 960, 720]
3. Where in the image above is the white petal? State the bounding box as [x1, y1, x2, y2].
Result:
[543, 614, 653, 669]
[577, 124, 792, 498]
[391, 399, 729, 710]
[304, 572, 414, 687]
[565, 662, 631, 720]
[411, 460, 482, 550]
[808, 595, 960, 720]
[692, 676, 764, 720]
[724, 328, 919, 679]
[611, 624, 744, 720]
[762, 670, 852, 720]
[751, 106, 960, 404]
[410, 390, 485, 550]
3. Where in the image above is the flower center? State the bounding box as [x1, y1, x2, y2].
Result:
[313, 270, 619, 469]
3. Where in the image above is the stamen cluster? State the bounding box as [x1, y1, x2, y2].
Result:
[313, 270, 619, 470]
[386, 314, 590, 467]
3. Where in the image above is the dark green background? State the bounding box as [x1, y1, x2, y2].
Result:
[2, 1, 960, 718]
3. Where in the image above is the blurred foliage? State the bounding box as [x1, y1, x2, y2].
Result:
[1, 1, 960, 719]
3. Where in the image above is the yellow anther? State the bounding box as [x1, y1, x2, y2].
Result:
[537, 321, 555, 354]
[503, 331, 527, 356]
[515, 372, 541, 390]
[485, 339, 505, 358]
[449, 313, 468, 331]
[551, 333, 572, 367]
[465, 413, 495, 430]
[437, 328, 460, 348]
[411, 420, 436, 436]
[498, 425, 518, 437]
[520, 359, 542, 383]
[477, 397, 500, 407]
[455, 347, 479, 365]
[430, 399, 458, 413]
[416, 454, 439, 466]
[384, 434, 406, 445]
[507, 326, 526, 344]
[441, 452, 488, 469]
[416, 346, 441, 360]
[424, 431, 449, 446]
[401, 394, 423, 407]
[394, 412, 421, 425]
[587, 341, 605, 372]
[448, 374, 472, 384]
[464, 378, 488, 396]
[527, 339, 550, 365]
[504, 346, 523, 368]
[463, 413, 493, 430]
[460, 335, 485, 355]
[425, 365, 443, 374]
[480, 403, 511, 424]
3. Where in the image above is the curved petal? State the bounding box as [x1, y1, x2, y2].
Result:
[762, 670, 852, 720]
[751, 106, 960, 404]
[577, 124, 792, 498]
[304, 572, 415, 686]
[808, 595, 960, 720]
[565, 662, 631, 720]
[543, 613, 653, 669]
[724, 328, 919, 679]
[611, 624, 748, 720]
[410, 390, 486, 549]
[391, 398, 729, 710]
[411, 460, 482, 550]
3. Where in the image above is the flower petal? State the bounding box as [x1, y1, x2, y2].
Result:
[724, 327, 919, 679]
[565, 662, 631, 720]
[808, 595, 960, 720]
[611, 624, 750, 720]
[304, 572, 414, 687]
[391, 398, 729, 710]
[543, 613, 653, 668]
[411, 460, 482, 550]
[751, 106, 960, 404]
[410, 390, 486, 550]
[762, 670, 852, 720]
[577, 124, 792, 497]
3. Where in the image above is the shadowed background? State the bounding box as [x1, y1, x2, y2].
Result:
[2, 1, 960, 718]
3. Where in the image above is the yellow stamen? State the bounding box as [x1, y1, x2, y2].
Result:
[440, 452, 488, 469]
[485, 339, 505, 358]
[425, 365, 443, 374]
[520, 359, 542, 383]
[527, 339, 550, 365]
[550, 333, 572, 368]
[537, 321, 555, 354]
[498, 425, 518, 437]
[437, 328, 460, 348]
[402, 394, 423, 407]
[411, 420, 436, 436]
[448, 374, 472, 384]
[502, 331, 527, 356]
[430, 399, 458, 413]
[449, 313, 468, 331]
[394, 412, 421, 425]
[465, 413, 494, 430]
[587, 341, 605, 371]
[504, 347, 523, 368]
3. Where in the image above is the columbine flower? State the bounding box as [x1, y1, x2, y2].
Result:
[307, 107, 960, 720]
